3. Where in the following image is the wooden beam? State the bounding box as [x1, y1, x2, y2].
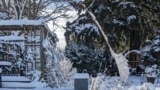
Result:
[40, 26, 45, 79]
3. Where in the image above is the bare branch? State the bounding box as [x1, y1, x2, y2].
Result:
[19, 0, 26, 19]
[2, 0, 7, 9]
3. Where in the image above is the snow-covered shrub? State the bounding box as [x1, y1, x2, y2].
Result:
[46, 57, 76, 88]
[150, 30, 160, 60]
[58, 58, 77, 87]
[127, 83, 156, 90]
[141, 30, 160, 65]
[65, 14, 100, 44]
[141, 40, 155, 63]
[65, 14, 109, 75]
[43, 38, 76, 88]
[90, 74, 104, 90]
[145, 64, 159, 78]
[90, 75, 160, 90]
[90, 74, 121, 90]
[0, 12, 10, 20]
[65, 42, 111, 74]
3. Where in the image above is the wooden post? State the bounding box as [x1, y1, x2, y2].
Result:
[0, 68, 2, 88]
[129, 30, 141, 68]
[40, 27, 44, 79]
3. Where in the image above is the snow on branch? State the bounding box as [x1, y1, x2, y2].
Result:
[73, 2, 130, 82]
[124, 50, 141, 57]
[127, 15, 136, 24]
[88, 0, 96, 8]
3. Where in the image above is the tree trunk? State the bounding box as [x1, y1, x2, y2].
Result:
[130, 30, 140, 50]
[8, 0, 11, 12]
[33, 0, 36, 19]
[27, 0, 31, 19]
[129, 30, 141, 67]
[2, 0, 7, 10]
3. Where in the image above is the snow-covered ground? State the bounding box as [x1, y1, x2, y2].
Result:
[1, 76, 160, 90]
[0, 88, 73, 90]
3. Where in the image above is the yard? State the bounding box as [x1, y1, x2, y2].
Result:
[0, 75, 160, 90]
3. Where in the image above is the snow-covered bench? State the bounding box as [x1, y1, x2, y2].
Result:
[1, 76, 35, 89]
[2, 76, 32, 82]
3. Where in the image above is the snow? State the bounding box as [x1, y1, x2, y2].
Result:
[141, 45, 152, 52]
[124, 50, 141, 57]
[73, 73, 89, 79]
[91, 75, 104, 90]
[113, 19, 124, 26]
[2, 76, 31, 82]
[25, 36, 40, 43]
[0, 36, 24, 41]
[118, 1, 137, 9]
[91, 75, 160, 90]
[127, 15, 136, 24]
[0, 88, 73, 90]
[74, 23, 99, 35]
[44, 24, 59, 41]
[0, 12, 9, 19]
[145, 39, 152, 43]
[0, 75, 160, 90]
[112, 0, 120, 2]
[73, 0, 84, 2]
[0, 68, 2, 73]
[0, 61, 12, 66]
[42, 39, 50, 48]
[88, 0, 95, 8]
[94, 4, 107, 14]
[154, 47, 160, 52]
[138, 64, 145, 70]
[2, 82, 35, 88]
[129, 83, 156, 90]
[145, 64, 159, 78]
[153, 39, 160, 45]
[0, 18, 44, 26]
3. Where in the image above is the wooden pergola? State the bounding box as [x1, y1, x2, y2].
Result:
[0, 19, 57, 77]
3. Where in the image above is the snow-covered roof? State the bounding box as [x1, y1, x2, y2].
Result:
[0, 18, 44, 26]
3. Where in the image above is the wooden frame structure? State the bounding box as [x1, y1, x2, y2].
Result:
[0, 20, 57, 77]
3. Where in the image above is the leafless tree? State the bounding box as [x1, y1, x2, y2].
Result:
[0, 0, 71, 20]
